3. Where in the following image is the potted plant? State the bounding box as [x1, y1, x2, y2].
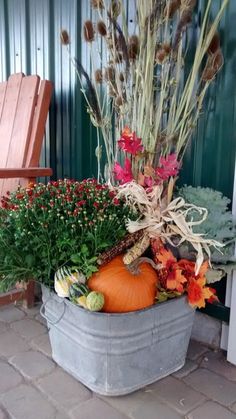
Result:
[0, 0, 231, 395]
[0, 178, 219, 395]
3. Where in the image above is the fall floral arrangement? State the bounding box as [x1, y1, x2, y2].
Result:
[0, 0, 230, 313]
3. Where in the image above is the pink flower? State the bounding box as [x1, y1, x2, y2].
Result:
[118, 127, 144, 155]
[113, 158, 134, 184]
[155, 153, 181, 180]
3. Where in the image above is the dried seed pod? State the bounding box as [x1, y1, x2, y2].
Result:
[156, 49, 167, 64]
[202, 67, 216, 82]
[164, 0, 181, 18]
[163, 43, 171, 54]
[208, 32, 221, 55]
[110, 0, 121, 19]
[83, 20, 95, 43]
[128, 35, 139, 61]
[115, 95, 124, 107]
[91, 0, 104, 9]
[212, 49, 224, 72]
[94, 69, 103, 84]
[97, 20, 107, 37]
[119, 72, 124, 82]
[155, 44, 171, 64]
[60, 30, 70, 45]
[105, 66, 115, 82]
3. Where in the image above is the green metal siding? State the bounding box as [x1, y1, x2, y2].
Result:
[0, 0, 235, 200]
[180, 0, 236, 200]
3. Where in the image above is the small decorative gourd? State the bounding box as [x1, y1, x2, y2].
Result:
[54, 266, 86, 298]
[86, 291, 105, 312]
[69, 283, 90, 304]
[88, 255, 158, 313]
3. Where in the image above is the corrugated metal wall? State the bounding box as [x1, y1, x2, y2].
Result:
[0, 0, 235, 199]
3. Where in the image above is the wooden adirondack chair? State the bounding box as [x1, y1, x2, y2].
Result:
[0, 73, 53, 307]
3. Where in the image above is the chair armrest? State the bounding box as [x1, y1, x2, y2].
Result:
[0, 168, 53, 178]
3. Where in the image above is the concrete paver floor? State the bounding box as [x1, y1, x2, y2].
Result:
[0, 303, 236, 419]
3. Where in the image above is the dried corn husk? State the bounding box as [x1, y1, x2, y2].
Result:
[117, 182, 224, 275]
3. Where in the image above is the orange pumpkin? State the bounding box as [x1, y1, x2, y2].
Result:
[88, 255, 158, 313]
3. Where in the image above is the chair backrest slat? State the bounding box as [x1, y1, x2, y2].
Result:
[0, 73, 52, 197]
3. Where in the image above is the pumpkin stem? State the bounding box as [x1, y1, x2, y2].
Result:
[126, 257, 161, 275]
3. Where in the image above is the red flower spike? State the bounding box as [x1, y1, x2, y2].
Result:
[113, 158, 134, 184]
[156, 153, 181, 180]
[187, 277, 214, 309]
[118, 127, 144, 155]
[166, 269, 187, 293]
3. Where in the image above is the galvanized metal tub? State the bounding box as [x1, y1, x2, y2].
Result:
[41, 285, 195, 396]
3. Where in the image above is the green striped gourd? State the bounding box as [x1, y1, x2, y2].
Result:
[54, 266, 86, 298]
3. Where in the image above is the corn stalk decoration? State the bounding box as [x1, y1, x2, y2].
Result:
[61, 0, 228, 183]
[60, 0, 229, 273]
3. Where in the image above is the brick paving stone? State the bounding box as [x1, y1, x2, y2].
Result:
[69, 398, 129, 419]
[200, 350, 236, 381]
[35, 313, 47, 326]
[146, 376, 206, 414]
[187, 340, 208, 361]
[0, 306, 25, 323]
[0, 408, 7, 419]
[184, 368, 236, 406]
[1, 384, 57, 419]
[11, 318, 47, 340]
[10, 350, 55, 380]
[0, 322, 7, 334]
[0, 360, 22, 393]
[231, 402, 236, 413]
[0, 330, 30, 358]
[31, 333, 52, 357]
[173, 359, 198, 379]
[186, 401, 236, 419]
[100, 389, 155, 416]
[20, 304, 41, 318]
[36, 368, 92, 410]
[129, 399, 183, 419]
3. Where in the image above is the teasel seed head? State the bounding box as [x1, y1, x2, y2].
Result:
[91, 0, 104, 9]
[212, 49, 224, 72]
[202, 67, 216, 82]
[202, 49, 224, 82]
[115, 95, 124, 107]
[155, 43, 171, 64]
[60, 30, 70, 45]
[105, 66, 116, 83]
[94, 69, 103, 84]
[119, 72, 124, 82]
[83, 20, 95, 43]
[128, 35, 139, 61]
[110, 0, 121, 19]
[208, 32, 220, 55]
[97, 20, 107, 37]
